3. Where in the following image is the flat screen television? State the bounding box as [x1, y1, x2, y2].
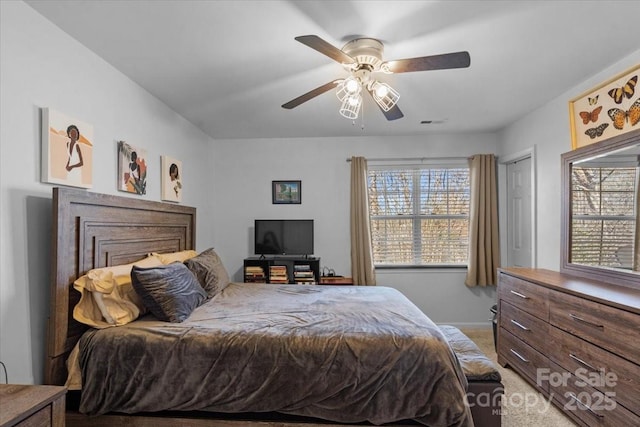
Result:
[254, 219, 314, 256]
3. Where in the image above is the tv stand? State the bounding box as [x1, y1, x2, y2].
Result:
[244, 256, 320, 284]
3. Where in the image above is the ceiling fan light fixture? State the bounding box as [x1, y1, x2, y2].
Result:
[374, 83, 389, 98]
[346, 78, 360, 93]
[336, 76, 361, 101]
[339, 94, 362, 119]
[370, 81, 400, 112]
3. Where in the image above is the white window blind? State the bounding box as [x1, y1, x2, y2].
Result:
[367, 164, 470, 266]
[571, 166, 636, 268]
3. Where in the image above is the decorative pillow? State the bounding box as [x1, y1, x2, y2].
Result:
[154, 249, 198, 265]
[184, 248, 231, 299]
[131, 262, 207, 322]
[73, 255, 164, 328]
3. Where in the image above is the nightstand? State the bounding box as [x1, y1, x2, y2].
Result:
[319, 276, 354, 285]
[0, 384, 66, 427]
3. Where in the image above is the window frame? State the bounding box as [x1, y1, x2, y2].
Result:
[367, 159, 470, 269]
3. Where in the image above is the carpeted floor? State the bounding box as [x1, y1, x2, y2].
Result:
[461, 328, 578, 427]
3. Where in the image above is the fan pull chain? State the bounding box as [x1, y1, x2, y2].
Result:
[349, 108, 365, 131]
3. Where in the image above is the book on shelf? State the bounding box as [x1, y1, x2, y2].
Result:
[293, 264, 316, 284]
[269, 266, 287, 274]
[269, 265, 288, 283]
[245, 265, 266, 283]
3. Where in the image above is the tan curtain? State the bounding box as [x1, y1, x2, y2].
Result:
[465, 154, 500, 287]
[350, 156, 376, 285]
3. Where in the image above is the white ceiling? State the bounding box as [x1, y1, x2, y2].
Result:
[25, 0, 640, 140]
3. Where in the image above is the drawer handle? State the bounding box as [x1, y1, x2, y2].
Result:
[569, 353, 598, 371]
[569, 313, 604, 329]
[510, 290, 529, 299]
[510, 319, 530, 331]
[568, 393, 604, 418]
[510, 348, 529, 363]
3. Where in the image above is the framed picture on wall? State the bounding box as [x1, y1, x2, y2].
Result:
[569, 64, 639, 149]
[161, 155, 182, 203]
[41, 108, 93, 188]
[272, 180, 301, 204]
[117, 141, 147, 195]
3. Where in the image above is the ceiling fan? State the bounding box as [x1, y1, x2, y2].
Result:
[282, 35, 470, 121]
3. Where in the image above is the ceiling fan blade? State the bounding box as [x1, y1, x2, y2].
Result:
[282, 80, 340, 109]
[383, 51, 470, 73]
[366, 88, 404, 120]
[380, 104, 404, 121]
[295, 35, 356, 65]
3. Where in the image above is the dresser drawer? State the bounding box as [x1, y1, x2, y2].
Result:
[548, 361, 640, 427]
[498, 273, 549, 320]
[548, 325, 640, 416]
[16, 405, 50, 427]
[548, 290, 640, 366]
[499, 328, 549, 392]
[500, 301, 549, 351]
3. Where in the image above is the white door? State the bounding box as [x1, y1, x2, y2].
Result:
[506, 157, 532, 267]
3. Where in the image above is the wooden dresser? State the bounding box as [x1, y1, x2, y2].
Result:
[497, 267, 640, 426]
[0, 384, 66, 427]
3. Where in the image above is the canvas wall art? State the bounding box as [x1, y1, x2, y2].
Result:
[161, 155, 183, 202]
[41, 108, 94, 188]
[117, 141, 147, 195]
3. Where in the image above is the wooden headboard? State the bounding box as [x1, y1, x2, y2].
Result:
[45, 187, 197, 385]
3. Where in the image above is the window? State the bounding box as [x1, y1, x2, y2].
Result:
[571, 165, 636, 269]
[367, 163, 470, 266]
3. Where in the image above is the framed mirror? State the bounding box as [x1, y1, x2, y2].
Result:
[561, 128, 640, 288]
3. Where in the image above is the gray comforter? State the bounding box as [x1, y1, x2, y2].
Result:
[78, 283, 473, 426]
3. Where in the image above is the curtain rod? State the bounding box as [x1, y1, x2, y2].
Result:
[345, 156, 469, 162]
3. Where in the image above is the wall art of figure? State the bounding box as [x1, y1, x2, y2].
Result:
[118, 141, 147, 195]
[41, 108, 93, 188]
[161, 155, 182, 202]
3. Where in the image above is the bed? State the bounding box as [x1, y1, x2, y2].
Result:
[45, 187, 499, 426]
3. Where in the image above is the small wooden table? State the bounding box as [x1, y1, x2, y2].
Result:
[319, 276, 354, 285]
[0, 384, 66, 427]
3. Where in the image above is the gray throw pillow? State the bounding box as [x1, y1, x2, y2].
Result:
[131, 262, 206, 322]
[184, 248, 230, 299]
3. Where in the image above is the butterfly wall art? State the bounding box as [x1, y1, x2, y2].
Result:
[608, 76, 636, 104]
[569, 64, 640, 149]
[608, 98, 640, 130]
[579, 106, 602, 124]
[584, 123, 609, 140]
